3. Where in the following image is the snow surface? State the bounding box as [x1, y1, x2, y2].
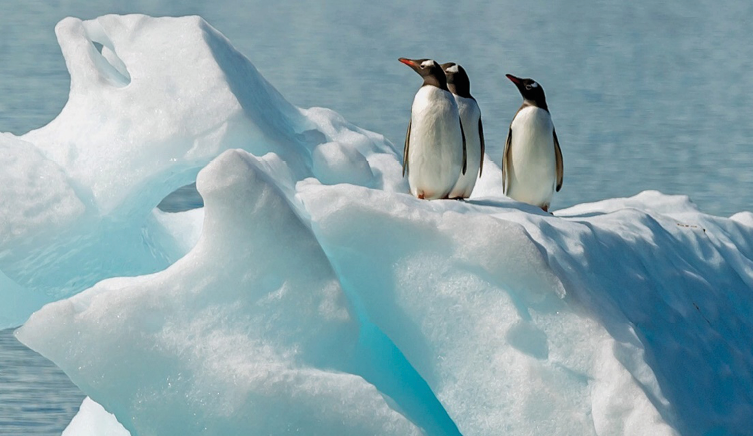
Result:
[2, 13, 753, 436]
[62, 397, 130, 436]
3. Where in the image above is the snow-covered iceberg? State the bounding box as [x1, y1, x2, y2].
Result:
[3, 14, 753, 436]
[0, 14, 400, 327]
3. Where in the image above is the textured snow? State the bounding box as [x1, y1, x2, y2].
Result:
[62, 397, 130, 436]
[0, 133, 84, 247]
[3, 13, 753, 436]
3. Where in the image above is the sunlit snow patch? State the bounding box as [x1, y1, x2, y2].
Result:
[62, 397, 130, 436]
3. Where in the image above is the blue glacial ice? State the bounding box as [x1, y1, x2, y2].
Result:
[2, 13, 752, 436]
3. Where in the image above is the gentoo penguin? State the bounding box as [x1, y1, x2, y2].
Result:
[441, 62, 485, 199]
[399, 57, 467, 200]
[502, 74, 563, 212]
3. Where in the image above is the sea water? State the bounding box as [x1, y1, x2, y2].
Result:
[0, 0, 751, 433]
[0, 329, 82, 434]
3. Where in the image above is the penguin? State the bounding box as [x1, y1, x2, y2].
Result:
[399, 57, 467, 200]
[501, 74, 563, 212]
[441, 62, 485, 199]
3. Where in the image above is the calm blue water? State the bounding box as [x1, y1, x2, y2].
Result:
[1, 0, 751, 433]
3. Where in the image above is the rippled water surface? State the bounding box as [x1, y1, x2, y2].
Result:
[1, 0, 751, 432]
[0, 329, 84, 435]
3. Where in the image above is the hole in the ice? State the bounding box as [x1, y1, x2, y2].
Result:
[82, 21, 131, 87]
[157, 183, 205, 213]
[88, 40, 131, 87]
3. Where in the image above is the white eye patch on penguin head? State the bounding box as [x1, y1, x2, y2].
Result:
[420, 60, 436, 69]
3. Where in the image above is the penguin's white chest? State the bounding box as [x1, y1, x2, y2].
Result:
[407, 86, 464, 199]
[505, 106, 556, 208]
[449, 96, 482, 198]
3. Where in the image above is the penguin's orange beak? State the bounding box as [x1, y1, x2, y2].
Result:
[399, 58, 417, 68]
[506, 74, 522, 85]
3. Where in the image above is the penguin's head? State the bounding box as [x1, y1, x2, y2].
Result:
[506, 74, 547, 109]
[441, 62, 472, 98]
[399, 58, 448, 90]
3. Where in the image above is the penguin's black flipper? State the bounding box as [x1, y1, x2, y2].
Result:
[478, 117, 485, 176]
[553, 128, 564, 192]
[403, 119, 411, 177]
[502, 126, 512, 192]
[460, 119, 467, 175]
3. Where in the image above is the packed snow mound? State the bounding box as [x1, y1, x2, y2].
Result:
[24, 14, 309, 213]
[297, 182, 681, 436]
[17, 150, 430, 435]
[0, 14, 401, 328]
[5, 13, 753, 436]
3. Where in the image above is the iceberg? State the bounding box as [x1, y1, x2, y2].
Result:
[0, 14, 401, 327]
[2, 13, 752, 436]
